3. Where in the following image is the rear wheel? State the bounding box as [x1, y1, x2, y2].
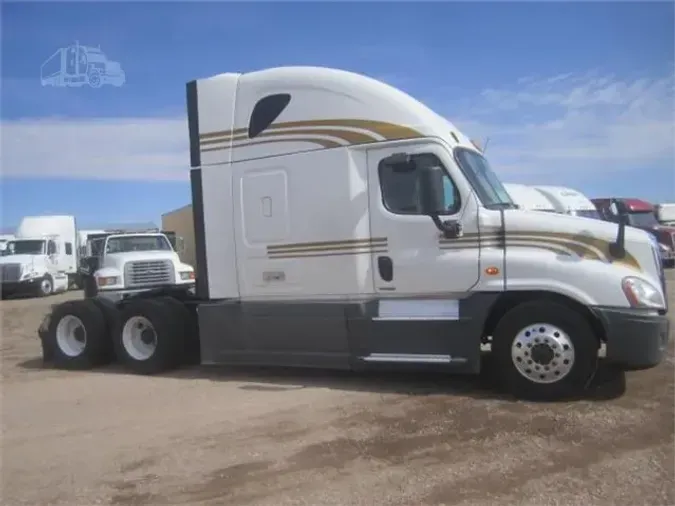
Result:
[46, 299, 112, 369]
[491, 300, 599, 401]
[115, 298, 186, 374]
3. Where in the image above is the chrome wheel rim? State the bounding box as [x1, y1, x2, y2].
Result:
[511, 323, 575, 384]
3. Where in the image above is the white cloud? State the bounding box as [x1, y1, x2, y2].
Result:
[1, 70, 673, 186]
[450, 70, 675, 182]
[1, 117, 189, 181]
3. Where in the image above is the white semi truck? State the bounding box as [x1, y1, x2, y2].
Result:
[533, 185, 601, 220]
[655, 203, 675, 227]
[1, 215, 78, 297]
[79, 232, 195, 301]
[0, 233, 15, 253]
[504, 183, 557, 213]
[38, 66, 669, 401]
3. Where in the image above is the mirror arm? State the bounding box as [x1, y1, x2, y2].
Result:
[429, 214, 462, 239]
[609, 217, 626, 259]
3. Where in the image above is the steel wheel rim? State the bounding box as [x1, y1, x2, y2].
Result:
[122, 316, 157, 361]
[41, 278, 52, 294]
[55, 315, 87, 357]
[511, 322, 575, 384]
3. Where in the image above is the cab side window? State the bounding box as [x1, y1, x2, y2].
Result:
[65, 242, 73, 255]
[378, 153, 460, 215]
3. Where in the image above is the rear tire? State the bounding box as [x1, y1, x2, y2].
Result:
[46, 299, 111, 369]
[491, 300, 599, 401]
[114, 298, 186, 374]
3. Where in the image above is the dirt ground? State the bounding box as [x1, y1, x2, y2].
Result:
[1, 276, 674, 506]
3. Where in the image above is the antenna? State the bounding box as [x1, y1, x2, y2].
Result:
[482, 137, 490, 154]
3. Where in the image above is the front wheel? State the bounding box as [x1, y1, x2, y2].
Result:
[38, 275, 53, 297]
[491, 301, 600, 401]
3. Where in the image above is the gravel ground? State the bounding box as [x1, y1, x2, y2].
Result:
[1, 276, 674, 506]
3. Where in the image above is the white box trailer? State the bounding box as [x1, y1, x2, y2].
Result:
[38, 66, 669, 401]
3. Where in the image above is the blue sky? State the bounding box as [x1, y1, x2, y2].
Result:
[1, 1, 674, 229]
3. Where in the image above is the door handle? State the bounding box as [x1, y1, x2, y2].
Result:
[377, 256, 393, 282]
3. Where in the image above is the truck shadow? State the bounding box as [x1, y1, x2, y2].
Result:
[18, 353, 626, 403]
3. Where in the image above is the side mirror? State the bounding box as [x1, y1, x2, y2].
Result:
[419, 166, 463, 239]
[419, 165, 447, 215]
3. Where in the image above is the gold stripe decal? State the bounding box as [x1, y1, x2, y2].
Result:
[267, 237, 388, 259]
[199, 119, 424, 153]
[438, 231, 641, 271]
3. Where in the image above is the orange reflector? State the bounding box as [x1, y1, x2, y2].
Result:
[485, 266, 499, 276]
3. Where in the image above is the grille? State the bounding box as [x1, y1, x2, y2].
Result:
[0, 263, 21, 283]
[124, 260, 174, 288]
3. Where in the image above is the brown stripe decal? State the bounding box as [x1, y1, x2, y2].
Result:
[201, 128, 379, 147]
[202, 137, 341, 152]
[267, 237, 388, 259]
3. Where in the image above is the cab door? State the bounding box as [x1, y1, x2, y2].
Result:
[353, 142, 483, 365]
[367, 143, 481, 297]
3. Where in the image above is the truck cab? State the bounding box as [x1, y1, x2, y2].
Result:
[593, 198, 675, 268]
[533, 186, 601, 220]
[0, 237, 70, 297]
[39, 66, 669, 402]
[81, 232, 195, 301]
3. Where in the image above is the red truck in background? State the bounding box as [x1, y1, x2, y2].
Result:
[592, 198, 675, 268]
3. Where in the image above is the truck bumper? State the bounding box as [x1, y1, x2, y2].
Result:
[1, 278, 42, 296]
[96, 283, 195, 303]
[592, 306, 670, 370]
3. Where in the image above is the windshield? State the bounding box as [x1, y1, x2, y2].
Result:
[627, 211, 659, 228]
[105, 235, 172, 254]
[454, 148, 516, 209]
[5, 240, 45, 255]
[572, 209, 601, 220]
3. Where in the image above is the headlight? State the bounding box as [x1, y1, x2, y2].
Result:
[621, 276, 665, 309]
[179, 271, 195, 281]
[21, 269, 38, 279]
[97, 276, 120, 287]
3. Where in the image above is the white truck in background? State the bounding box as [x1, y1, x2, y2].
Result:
[504, 183, 556, 213]
[39, 66, 669, 402]
[655, 203, 675, 227]
[533, 186, 601, 220]
[80, 232, 195, 301]
[0, 215, 78, 297]
[0, 234, 15, 253]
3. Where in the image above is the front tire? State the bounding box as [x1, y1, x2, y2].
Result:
[114, 298, 186, 374]
[38, 275, 53, 297]
[45, 299, 112, 369]
[492, 301, 599, 401]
